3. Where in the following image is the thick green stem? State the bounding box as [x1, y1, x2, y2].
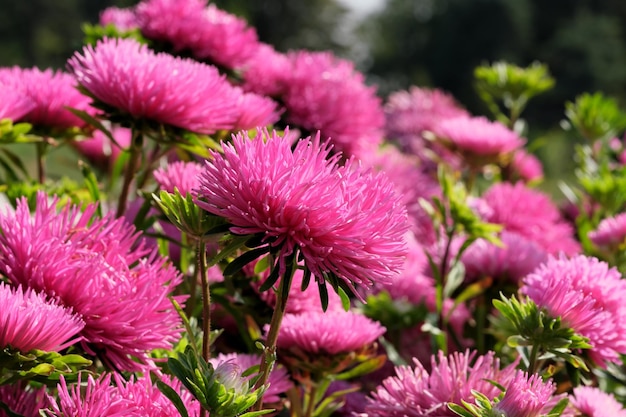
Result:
[528, 343, 540, 374]
[35, 141, 47, 184]
[304, 383, 317, 417]
[116, 129, 143, 218]
[198, 239, 211, 362]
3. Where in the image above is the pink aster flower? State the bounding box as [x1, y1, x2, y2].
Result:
[0, 382, 47, 417]
[195, 128, 409, 294]
[154, 161, 204, 195]
[588, 212, 626, 248]
[364, 350, 518, 417]
[570, 386, 626, 417]
[232, 88, 282, 131]
[99, 6, 138, 31]
[240, 44, 290, 97]
[0, 192, 183, 371]
[0, 282, 84, 352]
[275, 310, 385, 355]
[282, 51, 385, 158]
[522, 254, 626, 366]
[136, 0, 260, 69]
[492, 371, 556, 417]
[210, 353, 293, 404]
[0, 67, 93, 130]
[462, 230, 548, 284]
[67, 37, 240, 134]
[480, 182, 581, 255]
[510, 149, 544, 182]
[0, 83, 35, 121]
[432, 115, 525, 160]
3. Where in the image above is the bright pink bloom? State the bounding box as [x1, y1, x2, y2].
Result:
[240, 44, 290, 96]
[136, 0, 260, 69]
[462, 230, 548, 284]
[0, 83, 35, 121]
[154, 161, 204, 195]
[0, 192, 183, 371]
[493, 371, 556, 417]
[588, 212, 626, 248]
[275, 310, 385, 355]
[282, 51, 385, 158]
[195, 129, 409, 293]
[570, 386, 626, 417]
[522, 255, 626, 366]
[0, 282, 84, 352]
[99, 6, 138, 31]
[210, 353, 293, 404]
[364, 350, 518, 417]
[0, 67, 93, 129]
[0, 382, 47, 417]
[67, 37, 240, 134]
[232, 88, 282, 131]
[432, 115, 525, 157]
[72, 126, 131, 169]
[480, 182, 581, 255]
[510, 149, 544, 182]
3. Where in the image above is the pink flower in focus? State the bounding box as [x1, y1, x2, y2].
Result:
[480, 182, 581, 255]
[210, 353, 293, 404]
[232, 88, 282, 131]
[72, 126, 131, 169]
[100, 6, 138, 31]
[0, 67, 94, 129]
[240, 44, 290, 96]
[0, 83, 35, 121]
[588, 212, 626, 248]
[283, 51, 385, 158]
[570, 386, 626, 417]
[364, 350, 518, 417]
[67, 37, 239, 134]
[136, 0, 260, 69]
[462, 230, 548, 284]
[154, 161, 204, 195]
[0, 382, 47, 417]
[510, 149, 544, 182]
[0, 192, 183, 371]
[492, 371, 556, 417]
[432, 116, 525, 158]
[0, 282, 84, 352]
[275, 310, 385, 355]
[195, 129, 409, 294]
[522, 255, 626, 366]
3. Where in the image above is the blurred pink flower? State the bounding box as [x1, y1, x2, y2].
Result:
[240, 43, 290, 97]
[432, 116, 525, 158]
[195, 129, 409, 294]
[136, 0, 259, 69]
[275, 310, 385, 355]
[0, 382, 47, 417]
[99, 6, 138, 30]
[588, 212, 626, 248]
[0, 192, 183, 371]
[0, 67, 93, 130]
[0, 83, 35, 121]
[480, 182, 581, 255]
[510, 149, 544, 182]
[72, 126, 131, 170]
[493, 371, 556, 417]
[67, 37, 239, 134]
[364, 350, 518, 417]
[570, 386, 626, 417]
[232, 88, 282, 131]
[462, 230, 548, 284]
[0, 282, 84, 352]
[282, 51, 385, 158]
[154, 161, 204, 195]
[210, 353, 293, 404]
[522, 255, 626, 366]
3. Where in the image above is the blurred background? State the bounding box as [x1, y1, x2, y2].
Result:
[2, 0, 626, 191]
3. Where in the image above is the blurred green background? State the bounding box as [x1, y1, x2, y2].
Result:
[2, 0, 626, 194]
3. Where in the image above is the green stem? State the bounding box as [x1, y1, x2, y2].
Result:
[198, 239, 211, 362]
[435, 227, 454, 354]
[476, 296, 487, 354]
[35, 141, 47, 184]
[116, 129, 143, 218]
[528, 343, 540, 374]
[304, 383, 317, 417]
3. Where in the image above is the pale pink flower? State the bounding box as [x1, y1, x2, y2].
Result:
[432, 115, 525, 158]
[136, 0, 260, 69]
[67, 37, 240, 134]
[232, 88, 282, 131]
[72, 126, 131, 169]
[0, 67, 93, 129]
[588, 212, 626, 248]
[570, 386, 626, 417]
[522, 255, 626, 366]
[492, 371, 556, 417]
[210, 353, 293, 404]
[195, 129, 409, 294]
[364, 350, 518, 417]
[0, 192, 183, 371]
[462, 230, 548, 284]
[275, 310, 385, 355]
[480, 182, 581, 255]
[0, 282, 84, 352]
[99, 6, 138, 31]
[0, 382, 47, 417]
[0, 83, 35, 121]
[282, 51, 385, 158]
[154, 161, 204, 195]
[510, 149, 544, 182]
[240, 44, 290, 96]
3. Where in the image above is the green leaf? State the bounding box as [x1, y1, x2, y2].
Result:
[157, 380, 190, 417]
[447, 403, 478, 417]
[337, 286, 351, 312]
[223, 246, 271, 276]
[209, 234, 250, 266]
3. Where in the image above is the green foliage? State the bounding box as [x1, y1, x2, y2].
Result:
[82, 23, 146, 46]
[565, 92, 626, 142]
[360, 291, 429, 332]
[154, 190, 227, 239]
[0, 347, 91, 386]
